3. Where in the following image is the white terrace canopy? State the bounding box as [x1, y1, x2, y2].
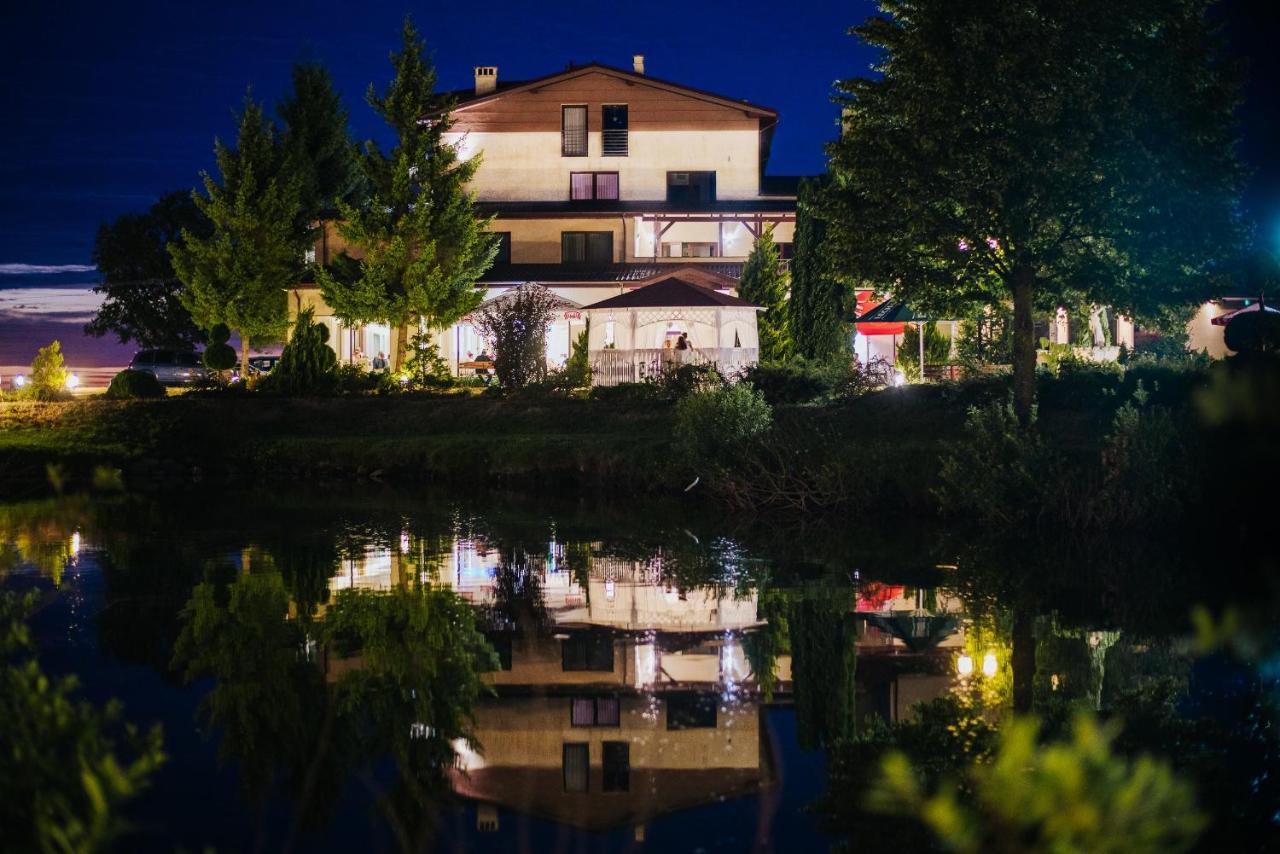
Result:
[581, 274, 761, 385]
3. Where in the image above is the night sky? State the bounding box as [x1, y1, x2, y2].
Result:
[1, 0, 1276, 267]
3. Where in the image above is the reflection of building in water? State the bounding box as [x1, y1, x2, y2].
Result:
[323, 535, 968, 833]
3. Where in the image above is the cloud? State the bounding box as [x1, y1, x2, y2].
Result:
[0, 263, 97, 275]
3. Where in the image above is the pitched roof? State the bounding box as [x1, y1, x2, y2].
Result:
[438, 62, 777, 118]
[479, 262, 744, 285]
[582, 276, 758, 310]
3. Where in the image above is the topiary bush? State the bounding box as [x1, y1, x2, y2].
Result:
[105, 369, 166, 400]
[260, 308, 337, 395]
[202, 324, 237, 375]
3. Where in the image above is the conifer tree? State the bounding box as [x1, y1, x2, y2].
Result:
[278, 62, 366, 226]
[738, 226, 791, 362]
[317, 17, 498, 369]
[788, 178, 847, 362]
[170, 96, 304, 378]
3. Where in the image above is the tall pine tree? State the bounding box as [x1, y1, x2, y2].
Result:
[827, 0, 1245, 424]
[278, 62, 366, 226]
[738, 226, 791, 362]
[170, 96, 304, 377]
[317, 17, 498, 369]
[787, 178, 847, 362]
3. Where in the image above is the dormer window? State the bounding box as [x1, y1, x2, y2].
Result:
[561, 105, 587, 156]
[602, 105, 628, 156]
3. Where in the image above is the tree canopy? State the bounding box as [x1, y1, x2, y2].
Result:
[87, 190, 209, 349]
[827, 0, 1245, 419]
[278, 62, 367, 227]
[170, 96, 306, 376]
[317, 17, 498, 368]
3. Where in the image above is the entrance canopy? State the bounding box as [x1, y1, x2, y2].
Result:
[582, 276, 759, 352]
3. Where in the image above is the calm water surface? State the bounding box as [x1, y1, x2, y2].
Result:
[0, 489, 1209, 852]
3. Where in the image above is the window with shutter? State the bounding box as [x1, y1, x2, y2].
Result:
[561, 232, 614, 266]
[602, 105, 628, 156]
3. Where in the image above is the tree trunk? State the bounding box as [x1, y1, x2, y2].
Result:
[1011, 606, 1036, 714]
[240, 333, 250, 382]
[1011, 266, 1037, 425]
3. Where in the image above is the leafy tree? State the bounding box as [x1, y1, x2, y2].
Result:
[87, 190, 209, 349]
[788, 590, 857, 749]
[738, 226, 791, 362]
[868, 713, 1206, 853]
[788, 179, 846, 361]
[2, 591, 165, 852]
[317, 17, 498, 369]
[170, 96, 304, 378]
[278, 62, 366, 226]
[474, 283, 561, 387]
[827, 0, 1245, 423]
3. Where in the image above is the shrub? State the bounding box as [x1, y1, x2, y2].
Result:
[673, 382, 773, 472]
[744, 358, 866, 405]
[645, 362, 725, 400]
[401, 329, 453, 389]
[18, 341, 71, 401]
[260, 308, 337, 395]
[589, 382, 657, 403]
[896, 321, 952, 380]
[202, 323, 237, 374]
[555, 327, 592, 391]
[105, 369, 166, 400]
[474, 284, 561, 388]
[332, 363, 379, 394]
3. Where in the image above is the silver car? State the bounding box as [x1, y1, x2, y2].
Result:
[128, 349, 207, 386]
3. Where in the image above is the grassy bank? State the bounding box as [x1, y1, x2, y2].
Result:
[0, 364, 1211, 505]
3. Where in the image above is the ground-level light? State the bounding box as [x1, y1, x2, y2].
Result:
[66, 373, 80, 390]
[982, 651, 998, 677]
[13, 374, 26, 388]
[956, 653, 974, 676]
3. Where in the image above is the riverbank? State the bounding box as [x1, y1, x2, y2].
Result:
[0, 365, 1211, 504]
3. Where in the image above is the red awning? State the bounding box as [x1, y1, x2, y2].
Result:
[856, 322, 909, 335]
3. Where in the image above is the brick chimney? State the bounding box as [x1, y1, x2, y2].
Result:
[474, 66, 497, 95]
[632, 54, 645, 75]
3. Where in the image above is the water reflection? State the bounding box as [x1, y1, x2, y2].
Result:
[0, 493, 969, 850]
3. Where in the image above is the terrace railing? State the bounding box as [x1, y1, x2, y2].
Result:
[590, 347, 759, 386]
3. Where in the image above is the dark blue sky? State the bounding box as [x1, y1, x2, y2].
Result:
[0, 0, 1275, 267]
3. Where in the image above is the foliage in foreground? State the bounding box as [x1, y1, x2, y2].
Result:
[868, 713, 1205, 854]
[474, 284, 562, 388]
[1, 591, 165, 853]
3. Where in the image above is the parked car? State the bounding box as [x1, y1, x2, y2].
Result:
[247, 355, 280, 376]
[128, 349, 207, 386]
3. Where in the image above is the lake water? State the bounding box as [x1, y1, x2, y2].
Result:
[1, 488, 1271, 851]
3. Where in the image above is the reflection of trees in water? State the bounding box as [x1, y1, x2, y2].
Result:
[173, 570, 497, 850]
[485, 548, 550, 635]
[788, 589, 858, 750]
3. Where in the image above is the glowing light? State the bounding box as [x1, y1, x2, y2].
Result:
[13, 374, 26, 388]
[65, 373, 80, 390]
[956, 654, 974, 676]
[958, 239, 970, 251]
[892, 370, 906, 387]
[982, 651, 998, 677]
[70, 531, 81, 554]
[399, 532, 410, 552]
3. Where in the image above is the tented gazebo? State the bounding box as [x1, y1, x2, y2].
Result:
[582, 275, 761, 385]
